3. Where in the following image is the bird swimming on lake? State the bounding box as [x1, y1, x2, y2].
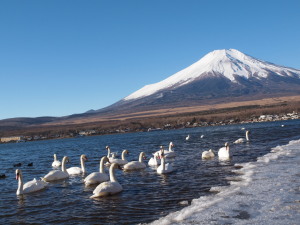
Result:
[218, 142, 231, 160]
[67, 154, 88, 175]
[43, 156, 70, 181]
[234, 130, 250, 144]
[123, 152, 147, 171]
[84, 156, 110, 186]
[202, 149, 215, 159]
[90, 163, 123, 198]
[52, 154, 61, 167]
[16, 169, 47, 195]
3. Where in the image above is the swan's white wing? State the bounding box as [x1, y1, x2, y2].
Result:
[148, 157, 159, 166]
[109, 158, 128, 165]
[124, 161, 146, 170]
[84, 172, 109, 185]
[43, 170, 68, 181]
[234, 138, 244, 144]
[91, 181, 122, 197]
[52, 160, 61, 167]
[165, 151, 176, 158]
[23, 178, 47, 193]
[67, 167, 82, 175]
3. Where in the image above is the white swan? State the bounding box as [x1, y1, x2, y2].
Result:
[200, 134, 204, 138]
[148, 154, 161, 166]
[186, 135, 190, 141]
[43, 156, 69, 181]
[105, 146, 118, 160]
[218, 142, 231, 160]
[90, 163, 123, 198]
[67, 154, 88, 175]
[157, 156, 173, 174]
[164, 142, 176, 158]
[52, 154, 61, 167]
[16, 169, 47, 195]
[108, 150, 129, 165]
[123, 152, 146, 171]
[234, 130, 250, 144]
[202, 149, 215, 159]
[154, 142, 176, 158]
[84, 156, 109, 186]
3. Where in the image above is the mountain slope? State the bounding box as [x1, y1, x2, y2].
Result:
[123, 49, 300, 101]
[94, 49, 300, 113]
[1, 49, 300, 131]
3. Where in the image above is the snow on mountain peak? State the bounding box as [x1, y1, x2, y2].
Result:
[124, 49, 300, 101]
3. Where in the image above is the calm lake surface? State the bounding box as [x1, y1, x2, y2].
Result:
[1, 120, 300, 224]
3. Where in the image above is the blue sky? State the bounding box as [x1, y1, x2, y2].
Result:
[0, 0, 299, 120]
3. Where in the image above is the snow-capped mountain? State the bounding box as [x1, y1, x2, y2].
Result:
[124, 49, 300, 101]
[95, 49, 300, 113]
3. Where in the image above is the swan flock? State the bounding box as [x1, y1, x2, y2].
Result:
[16, 128, 248, 196]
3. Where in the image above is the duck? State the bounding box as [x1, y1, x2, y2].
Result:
[13, 163, 22, 167]
[148, 154, 161, 166]
[0, 174, 6, 179]
[234, 130, 250, 144]
[157, 156, 173, 174]
[27, 162, 33, 167]
[90, 163, 123, 198]
[185, 135, 190, 141]
[123, 152, 146, 171]
[218, 142, 231, 160]
[108, 150, 129, 166]
[16, 169, 47, 195]
[84, 156, 109, 186]
[52, 154, 61, 167]
[43, 156, 69, 181]
[202, 149, 215, 159]
[67, 154, 88, 175]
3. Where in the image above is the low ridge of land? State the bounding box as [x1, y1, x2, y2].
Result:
[1, 95, 300, 141]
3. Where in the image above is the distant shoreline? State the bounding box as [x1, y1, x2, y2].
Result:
[1, 110, 298, 144]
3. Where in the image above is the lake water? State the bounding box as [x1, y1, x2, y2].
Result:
[0, 120, 299, 224]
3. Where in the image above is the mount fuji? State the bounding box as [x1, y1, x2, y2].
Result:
[1, 49, 300, 132]
[96, 49, 300, 113]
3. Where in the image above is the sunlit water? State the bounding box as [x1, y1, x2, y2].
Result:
[0, 120, 299, 224]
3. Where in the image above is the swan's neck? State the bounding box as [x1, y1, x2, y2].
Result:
[139, 153, 144, 162]
[169, 144, 173, 152]
[99, 157, 105, 173]
[61, 157, 67, 172]
[109, 165, 117, 182]
[54, 154, 57, 161]
[226, 146, 230, 152]
[80, 157, 86, 173]
[121, 151, 127, 160]
[107, 148, 111, 157]
[161, 157, 165, 171]
[17, 174, 23, 195]
[246, 132, 249, 141]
